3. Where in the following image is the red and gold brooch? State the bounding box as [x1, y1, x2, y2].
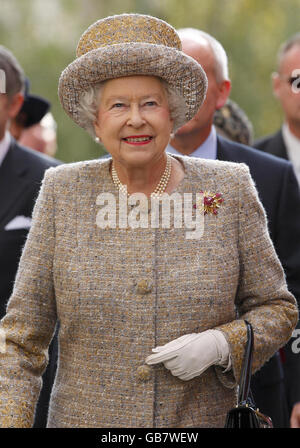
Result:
[193, 191, 224, 215]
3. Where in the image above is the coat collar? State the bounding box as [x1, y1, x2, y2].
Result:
[90, 153, 223, 196]
[216, 135, 234, 162]
[268, 129, 289, 160]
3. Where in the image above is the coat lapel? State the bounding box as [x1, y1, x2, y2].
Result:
[0, 140, 32, 228]
[266, 129, 289, 160]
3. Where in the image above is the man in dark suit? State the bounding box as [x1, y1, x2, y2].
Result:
[167, 28, 300, 427]
[0, 45, 59, 427]
[253, 33, 300, 426]
[254, 33, 300, 188]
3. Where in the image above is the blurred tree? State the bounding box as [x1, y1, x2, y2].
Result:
[0, 0, 299, 162]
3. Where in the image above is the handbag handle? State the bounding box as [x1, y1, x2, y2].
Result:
[238, 320, 254, 406]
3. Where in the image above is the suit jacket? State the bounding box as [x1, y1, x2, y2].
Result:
[0, 156, 297, 428]
[217, 135, 300, 425]
[253, 130, 300, 419]
[254, 129, 289, 160]
[0, 139, 60, 427]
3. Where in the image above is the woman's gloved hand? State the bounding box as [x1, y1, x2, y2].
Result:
[145, 329, 231, 381]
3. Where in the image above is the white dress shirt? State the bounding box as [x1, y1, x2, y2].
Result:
[166, 126, 217, 160]
[282, 123, 300, 187]
[0, 131, 11, 167]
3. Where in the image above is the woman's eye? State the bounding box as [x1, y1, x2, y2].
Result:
[144, 101, 157, 107]
[112, 103, 125, 108]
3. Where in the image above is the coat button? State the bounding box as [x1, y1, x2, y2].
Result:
[136, 364, 152, 382]
[136, 280, 152, 295]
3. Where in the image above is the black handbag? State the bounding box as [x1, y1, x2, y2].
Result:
[224, 320, 273, 428]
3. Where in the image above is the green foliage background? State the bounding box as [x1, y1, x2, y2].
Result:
[1, 0, 299, 162]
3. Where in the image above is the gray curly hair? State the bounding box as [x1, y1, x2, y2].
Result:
[77, 78, 187, 140]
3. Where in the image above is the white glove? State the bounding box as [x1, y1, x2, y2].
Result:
[145, 329, 231, 381]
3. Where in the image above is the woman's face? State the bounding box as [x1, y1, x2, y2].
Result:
[94, 75, 173, 168]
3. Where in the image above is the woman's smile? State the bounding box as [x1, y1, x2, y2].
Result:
[122, 135, 154, 145]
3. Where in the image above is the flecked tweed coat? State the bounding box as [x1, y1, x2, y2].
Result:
[0, 155, 297, 428]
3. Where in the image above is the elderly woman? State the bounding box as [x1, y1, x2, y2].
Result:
[0, 14, 297, 428]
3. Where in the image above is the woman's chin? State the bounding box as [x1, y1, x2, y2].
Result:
[114, 148, 163, 167]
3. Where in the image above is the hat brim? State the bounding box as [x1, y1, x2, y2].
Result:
[58, 42, 207, 131]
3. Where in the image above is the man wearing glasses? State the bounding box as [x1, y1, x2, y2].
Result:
[255, 33, 300, 187]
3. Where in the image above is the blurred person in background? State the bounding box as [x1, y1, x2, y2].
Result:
[0, 46, 59, 428]
[10, 77, 50, 139]
[168, 27, 300, 428]
[254, 33, 300, 187]
[18, 112, 58, 157]
[213, 98, 254, 146]
[254, 33, 300, 424]
[10, 78, 57, 157]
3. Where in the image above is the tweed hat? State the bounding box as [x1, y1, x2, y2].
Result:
[58, 13, 208, 131]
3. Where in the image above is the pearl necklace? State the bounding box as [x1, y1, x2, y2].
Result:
[111, 155, 172, 198]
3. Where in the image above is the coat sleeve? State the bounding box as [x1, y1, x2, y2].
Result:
[215, 164, 298, 388]
[0, 167, 57, 427]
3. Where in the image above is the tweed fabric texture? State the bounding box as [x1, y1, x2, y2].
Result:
[76, 14, 182, 56]
[0, 155, 297, 428]
[58, 14, 208, 131]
